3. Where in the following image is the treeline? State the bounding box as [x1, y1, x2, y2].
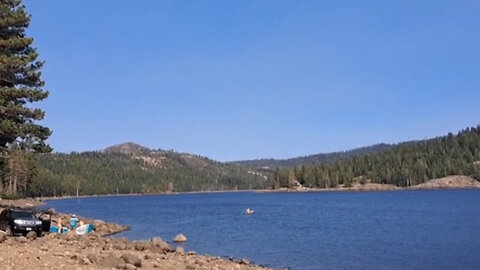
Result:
[272, 126, 480, 189]
[28, 151, 269, 197]
[231, 144, 393, 168]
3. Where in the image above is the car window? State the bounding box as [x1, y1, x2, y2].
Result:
[11, 211, 35, 219]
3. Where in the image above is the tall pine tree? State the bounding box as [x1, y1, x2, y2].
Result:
[0, 0, 51, 196]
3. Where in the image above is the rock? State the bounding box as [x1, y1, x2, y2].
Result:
[176, 246, 185, 254]
[113, 242, 127, 250]
[134, 241, 148, 251]
[150, 237, 174, 253]
[125, 263, 137, 270]
[99, 253, 125, 269]
[121, 253, 142, 267]
[241, 259, 250, 265]
[47, 208, 56, 214]
[144, 253, 154, 260]
[16, 236, 27, 243]
[0, 232, 7, 243]
[102, 243, 112, 251]
[187, 251, 197, 256]
[153, 262, 161, 268]
[151, 236, 164, 245]
[26, 231, 37, 240]
[81, 257, 91, 265]
[87, 253, 98, 264]
[173, 234, 187, 242]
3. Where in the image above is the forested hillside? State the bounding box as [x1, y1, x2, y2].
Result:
[23, 125, 480, 196]
[231, 143, 393, 168]
[272, 126, 480, 189]
[29, 143, 269, 197]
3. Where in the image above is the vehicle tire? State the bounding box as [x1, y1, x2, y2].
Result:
[5, 226, 12, 236]
[37, 230, 43, 237]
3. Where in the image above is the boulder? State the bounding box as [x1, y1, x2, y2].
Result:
[173, 234, 187, 242]
[151, 237, 164, 245]
[99, 253, 125, 269]
[113, 242, 127, 250]
[121, 253, 142, 267]
[46, 208, 56, 214]
[26, 231, 37, 240]
[150, 237, 174, 253]
[176, 246, 185, 254]
[134, 241, 149, 251]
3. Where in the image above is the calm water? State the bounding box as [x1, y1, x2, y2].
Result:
[45, 190, 480, 270]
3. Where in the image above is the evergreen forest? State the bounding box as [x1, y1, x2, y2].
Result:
[270, 126, 480, 189]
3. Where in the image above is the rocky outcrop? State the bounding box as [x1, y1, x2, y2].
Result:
[411, 175, 480, 189]
[173, 233, 187, 242]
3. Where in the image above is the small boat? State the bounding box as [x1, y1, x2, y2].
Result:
[245, 208, 254, 215]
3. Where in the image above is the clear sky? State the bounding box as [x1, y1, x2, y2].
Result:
[24, 0, 480, 161]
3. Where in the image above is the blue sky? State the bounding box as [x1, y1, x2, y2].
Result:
[25, 0, 480, 161]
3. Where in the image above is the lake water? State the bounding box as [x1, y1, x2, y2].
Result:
[45, 190, 480, 270]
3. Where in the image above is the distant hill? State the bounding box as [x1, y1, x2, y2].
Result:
[270, 126, 480, 189]
[30, 125, 480, 196]
[104, 142, 150, 155]
[230, 143, 394, 169]
[32, 143, 270, 197]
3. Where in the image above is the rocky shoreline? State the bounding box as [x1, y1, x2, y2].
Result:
[0, 199, 273, 270]
[260, 175, 480, 193]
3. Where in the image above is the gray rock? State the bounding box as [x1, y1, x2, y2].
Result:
[187, 251, 197, 256]
[121, 253, 142, 267]
[99, 254, 125, 269]
[26, 231, 37, 240]
[173, 233, 187, 242]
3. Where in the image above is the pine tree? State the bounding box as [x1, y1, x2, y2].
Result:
[0, 0, 51, 195]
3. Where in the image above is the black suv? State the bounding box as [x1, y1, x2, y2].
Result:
[0, 209, 45, 236]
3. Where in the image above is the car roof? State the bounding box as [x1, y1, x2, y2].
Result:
[8, 209, 34, 213]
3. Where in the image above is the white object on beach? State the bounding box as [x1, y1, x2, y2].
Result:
[75, 224, 92, 235]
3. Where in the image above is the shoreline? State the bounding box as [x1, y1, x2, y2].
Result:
[34, 175, 480, 202]
[0, 199, 274, 270]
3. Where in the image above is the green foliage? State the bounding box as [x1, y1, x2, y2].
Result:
[0, 0, 51, 197]
[31, 149, 270, 197]
[272, 126, 480, 188]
